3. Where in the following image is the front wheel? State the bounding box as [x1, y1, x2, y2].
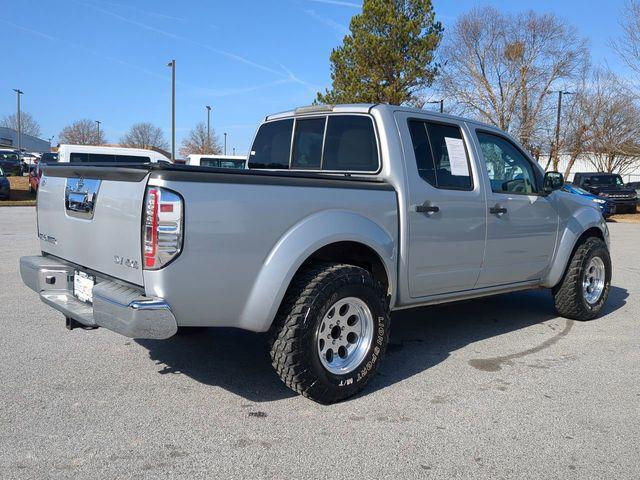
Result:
[553, 237, 611, 320]
[270, 262, 390, 404]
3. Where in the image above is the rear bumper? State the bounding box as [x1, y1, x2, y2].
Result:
[19, 255, 177, 339]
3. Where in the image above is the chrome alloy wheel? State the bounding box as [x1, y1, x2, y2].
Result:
[583, 256, 606, 304]
[317, 297, 374, 375]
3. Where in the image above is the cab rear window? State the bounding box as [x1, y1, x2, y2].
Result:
[249, 115, 379, 172]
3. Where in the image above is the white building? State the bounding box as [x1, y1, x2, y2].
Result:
[538, 153, 640, 183]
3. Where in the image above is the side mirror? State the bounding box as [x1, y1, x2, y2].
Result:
[543, 171, 564, 194]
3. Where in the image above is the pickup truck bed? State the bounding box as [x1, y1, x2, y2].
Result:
[28, 163, 398, 335]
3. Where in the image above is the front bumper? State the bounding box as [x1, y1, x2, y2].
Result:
[19, 255, 177, 339]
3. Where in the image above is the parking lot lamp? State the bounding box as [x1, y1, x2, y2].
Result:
[206, 105, 211, 149]
[224, 132, 227, 155]
[167, 60, 176, 161]
[13, 89, 23, 154]
[552, 90, 574, 169]
[95, 120, 101, 144]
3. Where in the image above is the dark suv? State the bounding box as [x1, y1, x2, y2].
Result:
[0, 150, 22, 176]
[572, 172, 637, 213]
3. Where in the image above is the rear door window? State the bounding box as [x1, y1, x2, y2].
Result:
[322, 116, 378, 172]
[408, 120, 473, 190]
[248, 119, 294, 169]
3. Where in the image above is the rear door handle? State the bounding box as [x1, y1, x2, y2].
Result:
[489, 205, 508, 215]
[416, 202, 440, 214]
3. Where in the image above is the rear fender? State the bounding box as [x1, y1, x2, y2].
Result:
[237, 210, 396, 332]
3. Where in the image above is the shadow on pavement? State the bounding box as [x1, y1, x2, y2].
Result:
[136, 285, 628, 403]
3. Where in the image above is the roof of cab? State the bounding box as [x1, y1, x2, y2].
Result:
[264, 103, 500, 132]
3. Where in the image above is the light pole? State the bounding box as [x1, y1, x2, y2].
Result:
[95, 120, 101, 144]
[206, 105, 211, 145]
[232, 147, 236, 155]
[427, 99, 444, 113]
[13, 89, 23, 154]
[167, 59, 176, 161]
[551, 90, 574, 170]
[224, 132, 227, 155]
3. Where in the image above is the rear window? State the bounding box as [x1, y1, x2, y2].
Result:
[322, 116, 378, 172]
[248, 119, 294, 169]
[40, 153, 58, 163]
[200, 158, 245, 169]
[249, 115, 378, 172]
[69, 153, 150, 163]
[291, 117, 325, 169]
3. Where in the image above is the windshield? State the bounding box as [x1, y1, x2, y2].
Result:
[0, 153, 19, 161]
[587, 175, 624, 186]
[40, 153, 58, 163]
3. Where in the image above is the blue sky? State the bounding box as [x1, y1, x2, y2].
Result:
[0, 0, 632, 155]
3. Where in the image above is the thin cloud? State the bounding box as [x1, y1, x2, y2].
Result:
[193, 79, 294, 98]
[76, 0, 286, 78]
[304, 9, 348, 37]
[87, 0, 188, 23]
[308, 0, 361, 7]
[0, 18, 56, 41]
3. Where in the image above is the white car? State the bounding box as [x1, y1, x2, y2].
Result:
[186, 154, 246, 169]
[57, 145, 171, 164]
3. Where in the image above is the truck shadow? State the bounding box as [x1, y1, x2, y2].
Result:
[136, 286, 628, 403]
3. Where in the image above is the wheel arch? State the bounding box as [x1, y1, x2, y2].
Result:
[541, 207, 608, 288]
[237, 210, 397, 332]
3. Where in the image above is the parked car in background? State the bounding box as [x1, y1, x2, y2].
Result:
[29, 152, 58, 193]
[186, 154, 246, 169]
[573, 172, 637, 213]
[0, 167, 10, 200]
[21, 152, 39, 169]
[562, 183, 615, 218]
[626, 181, 640, 204]
[57, 145, 171, 164]
[21, 104, 612, 404]
[0, 150, 22, 176]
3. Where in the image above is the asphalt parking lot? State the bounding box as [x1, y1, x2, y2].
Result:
[1, 207, 639, 479]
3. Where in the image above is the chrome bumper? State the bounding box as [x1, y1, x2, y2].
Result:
[19, 255, 177, 339]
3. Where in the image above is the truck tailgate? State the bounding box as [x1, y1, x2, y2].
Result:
[37, 166, 149, 286]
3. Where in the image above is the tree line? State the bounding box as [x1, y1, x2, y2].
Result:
[4, 0, 639, 169]
[0, 115, 221, 158]
[318, 0, 640, 176]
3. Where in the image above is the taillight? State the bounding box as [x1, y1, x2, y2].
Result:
[143, 187, 183, 270]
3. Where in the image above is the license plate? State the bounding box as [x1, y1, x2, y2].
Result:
[73, 271, 95, 304]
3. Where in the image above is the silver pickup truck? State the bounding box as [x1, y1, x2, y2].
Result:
[20, 104, 611, 403]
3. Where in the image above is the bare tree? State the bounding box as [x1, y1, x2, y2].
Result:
[437, 7, 588, 153]
[586, 80, 640, 175]
[58, 119, 105, 145]
[179, 122, 221, 157]
[0, 112, 42, 137]
[120, 122, 168, 150]
[612, 1, 640, 80]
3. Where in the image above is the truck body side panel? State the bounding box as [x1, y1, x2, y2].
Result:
[143, 175, 398, 331]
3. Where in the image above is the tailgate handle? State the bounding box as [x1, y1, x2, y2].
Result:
[65, 178, 101, 220]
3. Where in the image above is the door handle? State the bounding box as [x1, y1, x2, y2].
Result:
[489, 205, 507, 216]
[416, 202, 440, 214]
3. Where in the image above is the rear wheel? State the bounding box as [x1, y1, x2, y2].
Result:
[553, 237, 611, 320]
[270, 262, 390, 404]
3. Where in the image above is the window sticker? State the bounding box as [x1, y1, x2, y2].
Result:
[444, 137, 469, 177]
